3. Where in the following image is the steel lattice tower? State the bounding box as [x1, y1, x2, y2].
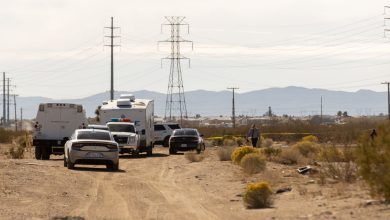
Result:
[159, 16, 193, 122]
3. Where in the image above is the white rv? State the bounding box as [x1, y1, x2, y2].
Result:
[33, 103, 87, 160]
[99, 94, 154, 155]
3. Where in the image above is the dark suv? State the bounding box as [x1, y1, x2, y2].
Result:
[168, 128, 205, 154]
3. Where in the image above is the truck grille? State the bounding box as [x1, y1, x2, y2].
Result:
[114, 136, 128, 144]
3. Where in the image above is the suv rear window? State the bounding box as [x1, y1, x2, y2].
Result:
[154, 125, 166, 131]
[168, 124, 180, 130]
[77, 131, 111, 140]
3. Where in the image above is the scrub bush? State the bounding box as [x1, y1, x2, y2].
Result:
[293, 141, 319, 157]
[302, 135, 319, 143]
[240, 153, 266, 174]
[217, 146, 235, 161]
[244, 182, 273, 208]
[231, 146, 259, 164]
[356, 123, 390, 200]
[262, 138, 274, 148]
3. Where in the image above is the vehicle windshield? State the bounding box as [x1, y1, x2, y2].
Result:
[173, 129, 198, 136]
[77, 131, 111, 140]
[107, 124, 135, 133]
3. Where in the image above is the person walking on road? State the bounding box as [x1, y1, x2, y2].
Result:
[247, 124, 260, 147]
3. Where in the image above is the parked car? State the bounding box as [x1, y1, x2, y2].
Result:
[87, 124, 109, 131]
[154, 123, 181, 147]
[64, 129, 119, 170]
[168, 128, 205, 154]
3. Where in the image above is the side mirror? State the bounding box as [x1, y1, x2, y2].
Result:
[113, 135, 117, 138]
[141, 129, 146, 135]
[200, 134, 204, 137]
[136, 131, 139, 134]
[63, 137, 69, 142]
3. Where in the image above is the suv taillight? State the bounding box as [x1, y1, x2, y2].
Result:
[106, 144, 118, 149]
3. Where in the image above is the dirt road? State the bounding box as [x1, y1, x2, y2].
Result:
[1, 147, 389, 220]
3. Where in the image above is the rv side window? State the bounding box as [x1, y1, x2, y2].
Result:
[154, 125, 165, 131]
[39, 104, 44, 112]
[77, 105, 83, 113]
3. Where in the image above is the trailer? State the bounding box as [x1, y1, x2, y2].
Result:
[33, 103, 87, 160]
[99, 94, 154, 155]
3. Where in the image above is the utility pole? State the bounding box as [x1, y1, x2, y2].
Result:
[104, 17, 120, 101]
[227, 87, 239, 128]
[382, 82, 390, 120]
[13, 94, 17, 131]
[7, 78, 10, 124]
[320, 96, 323, 124]
[2, 72, 5, 125]
[20, 108, 23, 131]
[159, 16, 193, 123]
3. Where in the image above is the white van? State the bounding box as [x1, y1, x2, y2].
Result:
[33, 103, 87, 160]
[99, 94, 154, 155]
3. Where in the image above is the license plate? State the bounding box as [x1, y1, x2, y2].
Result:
[85, 152, 104, 158]
[181, 144, 187, 147]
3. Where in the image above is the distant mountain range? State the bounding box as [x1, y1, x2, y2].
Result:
[16, 86, 387, 119]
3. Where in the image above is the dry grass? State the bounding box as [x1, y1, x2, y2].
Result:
[274, 147, 307, 165]
[217, 146, 235, 161]
[184, 152, 205, 162]
[262, 138, 274, 148]
[240, 153, 266, 175]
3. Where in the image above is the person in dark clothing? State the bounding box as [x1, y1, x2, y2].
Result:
[247, 124, 260, 147]
[370, 129, 377, 140]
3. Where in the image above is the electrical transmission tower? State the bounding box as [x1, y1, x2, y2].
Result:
[227, 87, 239, 128]
[104, 17, 120, 101]
[159, 16, 193, 122]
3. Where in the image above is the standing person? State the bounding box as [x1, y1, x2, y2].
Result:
[247, 124, 260, 147]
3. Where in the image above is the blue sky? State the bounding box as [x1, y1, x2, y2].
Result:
[0, 0, 389, 99]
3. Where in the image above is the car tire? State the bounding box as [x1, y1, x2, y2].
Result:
[147, 147, 153, 156]
[163, 136, 170, 147]
[107, 162, 119, 171]
[133, 149, 139, 157]
[35, 146, 42, 160]
[169, 147, 177, 155]
[67, 155, 75, 169]
[41, 147, 50, 160]
[196, 149, 201, 154]
[63, 155, 67, 167]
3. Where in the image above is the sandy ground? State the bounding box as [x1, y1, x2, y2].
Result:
[0, 145, 389, 220]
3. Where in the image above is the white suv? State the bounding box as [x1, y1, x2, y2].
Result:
[154, 123, 181, 147]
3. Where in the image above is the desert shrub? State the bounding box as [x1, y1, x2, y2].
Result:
[210, 137, 224, 146]
[262, 138, 273, 148]
[217, 146, 235, 161]
[302, 135, 319, 143]
[356, 123, 390, 200]
[240, 153, 266, 174]
[317, 145, 357, 182]
[235, 137, 245, 146]
[244, 182, 273, 209]
[184, 152, 205, 162]
[223, 138, 236, 146]
[275, 147, 305, 165]
[293, 141, 319, 157]
[261, 147, 282, 159]
[231, 146, 259, 164]
[8, 145, 25, 159]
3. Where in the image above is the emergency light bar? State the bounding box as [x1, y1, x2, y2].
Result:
[110, 118, 131, 122]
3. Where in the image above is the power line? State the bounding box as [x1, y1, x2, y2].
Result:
[158, 16, 193, 123]
[227, 87, 239, 128]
